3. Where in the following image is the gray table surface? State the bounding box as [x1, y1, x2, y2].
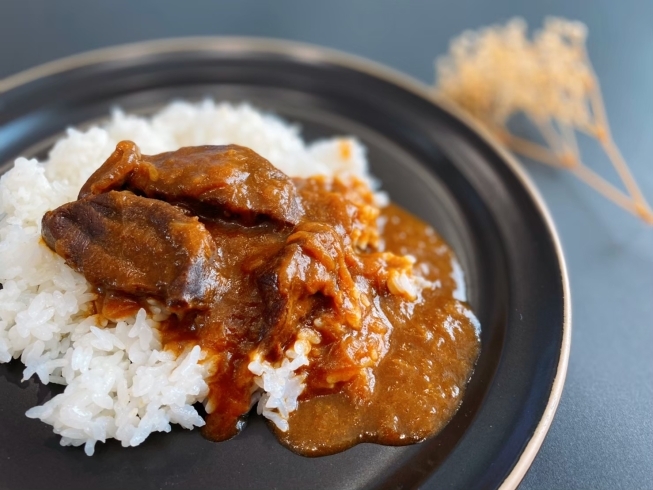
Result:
[1, 1, 651, 488]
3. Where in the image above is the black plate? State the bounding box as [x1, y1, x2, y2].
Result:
[0, 38, 570, 490]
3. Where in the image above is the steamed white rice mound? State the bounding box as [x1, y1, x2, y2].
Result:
[0, 101, 375, 455]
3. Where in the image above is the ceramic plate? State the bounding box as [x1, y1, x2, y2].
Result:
[0, 38, 570, 490]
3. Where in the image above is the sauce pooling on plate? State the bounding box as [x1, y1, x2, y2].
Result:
[41, 141, 480, 454]
[277, 205, 480, 455]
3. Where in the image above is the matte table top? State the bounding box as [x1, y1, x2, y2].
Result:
[1, 1, 651, 488]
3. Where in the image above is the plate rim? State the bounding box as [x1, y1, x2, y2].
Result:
[0, 36, 571, 489]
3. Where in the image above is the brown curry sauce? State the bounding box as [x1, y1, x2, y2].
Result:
[41, 141, 480, 456]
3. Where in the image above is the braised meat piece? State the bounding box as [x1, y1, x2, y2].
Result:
[42, 190, 222, 312]
[256, 222, 361, 342]
[79, 141, 304, 226]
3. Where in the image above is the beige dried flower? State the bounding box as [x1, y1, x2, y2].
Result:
[434, 17, 652, 223]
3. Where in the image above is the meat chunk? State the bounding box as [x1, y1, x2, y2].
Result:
[256, 222, 362, 349]
[255, 222, 393, 402]
[79, 141, 304, 226]
[42, 191, 221, 312]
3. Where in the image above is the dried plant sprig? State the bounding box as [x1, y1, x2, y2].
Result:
[434, 17, 653, 224]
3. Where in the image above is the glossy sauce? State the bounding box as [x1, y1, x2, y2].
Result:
[275, 205, 480, 455]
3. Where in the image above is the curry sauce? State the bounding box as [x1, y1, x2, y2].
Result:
[41, 141, 480, 455]
[276, 205, 480, 455]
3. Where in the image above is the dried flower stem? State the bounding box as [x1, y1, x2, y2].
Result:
[434, 17, 652, 224]
[559, 122, 581, 162]
[535, 117, 566, 158]
[503, 127, 638, 211]
[500, 132, 563, 167]
[586, 67, 652, 218]
[569, 164, 641, 215]
[509, 111, 652, 221]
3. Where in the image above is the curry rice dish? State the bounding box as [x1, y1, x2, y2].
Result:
[0, 101, 480, 456]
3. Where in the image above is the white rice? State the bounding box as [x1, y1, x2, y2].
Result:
[0, 101, 376, 455]
[248, 339, 312, 433]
